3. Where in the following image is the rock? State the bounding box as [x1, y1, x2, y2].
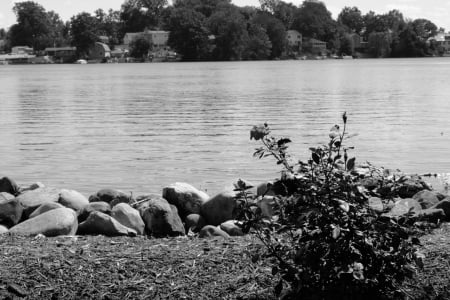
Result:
[257, 196, 276, 217]
[367, 197, 384, 214]
[199, 225, 230, 239]
[0, 225, 8, 234]
[19, 182, 45, 193]
[413, 190, 440, 209]
[184, 214, 206, 233]
[0, 177, 20, 196]
[431, 199, 450, 221]
[201, 191, 237, 226]
[134, 194, 161, 217]
[9, 208, 78, 237]
[0, 192, 15, 201]
[359, 177, 380, 190]
[220, 220, 243, 236]
[78, 211, 137, 237]
[0, 199, 23, 227]
[256, 182, 275, 197]
[385, 198, 422, 217]
[89, 189, 133, 207]
[78, 202, 111, 223]
[111, 203, 145, 235]
[15, 187, 61, 218]
[162, 182, 209, 218]
[141, 197, 185, 237]
[59, 189, 89, 214]
[397, 177, 429, 198]
[29, 202, 65, 219]
[414, 208, 446, 223]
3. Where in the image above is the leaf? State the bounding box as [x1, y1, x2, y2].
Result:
[272, 266, 279, 275]
[312, 152, 320, 164]
[332, 225, 341, 239]
[334, 141, 341, 147]
[277, 138, 292, 147]
[275, 280, 283, 297]
[334, 155, 342, 162]
[346, 157, 356, 171]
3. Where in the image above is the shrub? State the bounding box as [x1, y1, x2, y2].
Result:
[237, 113, 419, 300]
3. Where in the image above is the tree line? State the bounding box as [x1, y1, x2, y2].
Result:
[0, 0, 443, 60]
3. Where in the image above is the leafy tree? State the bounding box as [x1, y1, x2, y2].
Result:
[173, 0, 231, 18]
[363, 11, 388, 39]
[292, 1, 336, 43]
[391, 23, 427, 57]
[412, 18, 437, 40]
[129, 37, 151, 60]
[273, 1, 297, 30]
[70, 12, 100, 58]
[243, 23, 272, 60]
[367, 31, 392, 58]
[252, 12, 286, 59]
[382, 9, 405, 33]
[120, 0, 167, 32]
[337, 6, 364, 34]
[0, 28, 6, 39]
[339, 33, 354, 56]
[166, 8, 210, 60]
[96, 9, 123, 45]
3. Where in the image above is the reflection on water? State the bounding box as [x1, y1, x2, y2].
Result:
[0, 59, 449, 195]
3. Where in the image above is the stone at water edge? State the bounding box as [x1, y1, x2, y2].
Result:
[367, 197, 384, 214]
[257, 196, 276, 217]
[201, 190, 237, 226]
[15, 187, 61, 218]
[9, 208, 78, 237]
[19, 182, 45, 193]
[78, 202, 111, 223]
[431, 198, 450, 221]
[78, 211, 137, 237]
[199, 225, 230, 239]
[111, 203, 145, 235]
[184, 214, 206, 233]
[413, 190, 440, 209]
[256, 182, 275, 197]
[0, 192, 15, 201]
[0, 177, 20, 196]
[0, 199, 23, 227]
[384, 198, 422, 217]
[220, 220, 244, 236]
[89, 189, 133, 207]
[162, 182, 209, 218]
[0, 225, 8, 234]
[397, 177, 429, 198]
[59, 189, 89, 214]
[141, 197, 185, 237]
[29, 202, 65, 219]
[414, 208, 446, 223]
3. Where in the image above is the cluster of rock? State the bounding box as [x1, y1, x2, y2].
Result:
[0, 178, 245, 239]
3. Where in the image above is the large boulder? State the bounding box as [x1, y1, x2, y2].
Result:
[15, 187, 61, 218]
[256, 182, 275, 197]
[78, 202, 111, 223]
[367, 197, 384, 214]
[184, 214, 206, 233]
[431, 199, 450, 221]
[414, 208, 446, 223]
[0, 199, 23, 227]
[385, 198, 422, 217]
[257, 196, 276, 217]
[111, 203, 145, 235]
[141, 197, 185, 237]
[0, 225, 8, 234]
[220, 220, 244, 236]
[9, 208, 78, 237]
[199, 225, 230, 239]
[19, 182, 45, 193]
[0, 192, 15, 201]
[162, 182, 209, 218]
[413, 190, 440, 209]
[134, 194, 161, 217]
[29, 202, 65, 219]
[78, 211, 137, 237]
[89, 189, 133, 207]
[0, 177, 20, 196]
[396, 176, 429, 198]
[59, 189, 89, 214]
[201, 191, 237, 226]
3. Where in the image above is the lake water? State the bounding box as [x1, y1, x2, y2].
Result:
[1, 59, 449, 196]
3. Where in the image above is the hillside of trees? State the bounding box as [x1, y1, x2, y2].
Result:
[0, 0, 443, 60]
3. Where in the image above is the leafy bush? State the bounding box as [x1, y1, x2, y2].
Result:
[237, 113, 419, 300]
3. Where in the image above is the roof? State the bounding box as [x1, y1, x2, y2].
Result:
[308, 38, 326, 44]
[45, 47, 76, 51]
[95, 42, 111, 52]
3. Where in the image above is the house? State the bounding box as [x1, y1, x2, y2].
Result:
[286, 30, 302, 52]
[429, 32, 450, 54]
[89, 42, 111, 61]
[11, 46, 34, 55]
[0, 39, 5, 52]
[349, 33, 367, 51]
[124, 30, 170, 51]
[303, 38, 327, 55]
[44, 47, 77, 63]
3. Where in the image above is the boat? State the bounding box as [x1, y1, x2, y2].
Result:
[75, 59, 87, 64]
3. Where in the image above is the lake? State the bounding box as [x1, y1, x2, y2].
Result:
[0, 58, 449, 196]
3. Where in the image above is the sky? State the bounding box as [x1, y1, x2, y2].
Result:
[1, 0, 449, 32]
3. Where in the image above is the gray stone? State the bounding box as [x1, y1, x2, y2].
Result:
[89, 189, 133, 207]
[199, 225, 230, 239]
[162, 182, 209, 218]
[414, 208, 446, 223]
[78, 202, 111, 223]
[201, 191, 237, 226]
[257, 196, 276, 217]
[19, 182, 45, 193]
[413, 190, 440, 209]
[9, 208, 78, 237]
[256, 182, 275, 197]
[134, 194, 161, 217]
[367, 197, 384, 214]
[78, 211, 137, 237]
[0, 225, 8, 234]
[220, 220, 243, 236]
[0, 199, 23, 227]
[397, 177, 428, 198]
[111, 203, 145, 235]
[15, 187, 61, 217]
[0, 177, 20, 196]
[359, 177, 380, 190]
[141, 197, 185, 237]
[385, 198, 422, 217]
[431, 199, 450, 221]
[59, 189, 89, 213]
[29, 202, 65, 219]
[0, 192, 15, 201]
[184, 214, 206, 233]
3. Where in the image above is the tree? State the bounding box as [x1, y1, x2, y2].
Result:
[367, 31, 391, 57]
[96, 9, 123, 45]
[0, 28, 6, 40]
[252, 12, 286, 58]
[273, 1, 297, 30]
[129, 37, 151, 60]
[166, 8, 210, 60]
[363, 11, 388, 39]
[292, 1, 336, 43]
[243, 23, 272, 60]
[173, 0, 231, 18]
[120, 0, 167, 33]
[337, 6, 363, 34]
[70, 12, 100, 57]
[412, 18, 437, 40]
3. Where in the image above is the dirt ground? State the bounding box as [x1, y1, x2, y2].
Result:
[1, 227, 450, 300]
